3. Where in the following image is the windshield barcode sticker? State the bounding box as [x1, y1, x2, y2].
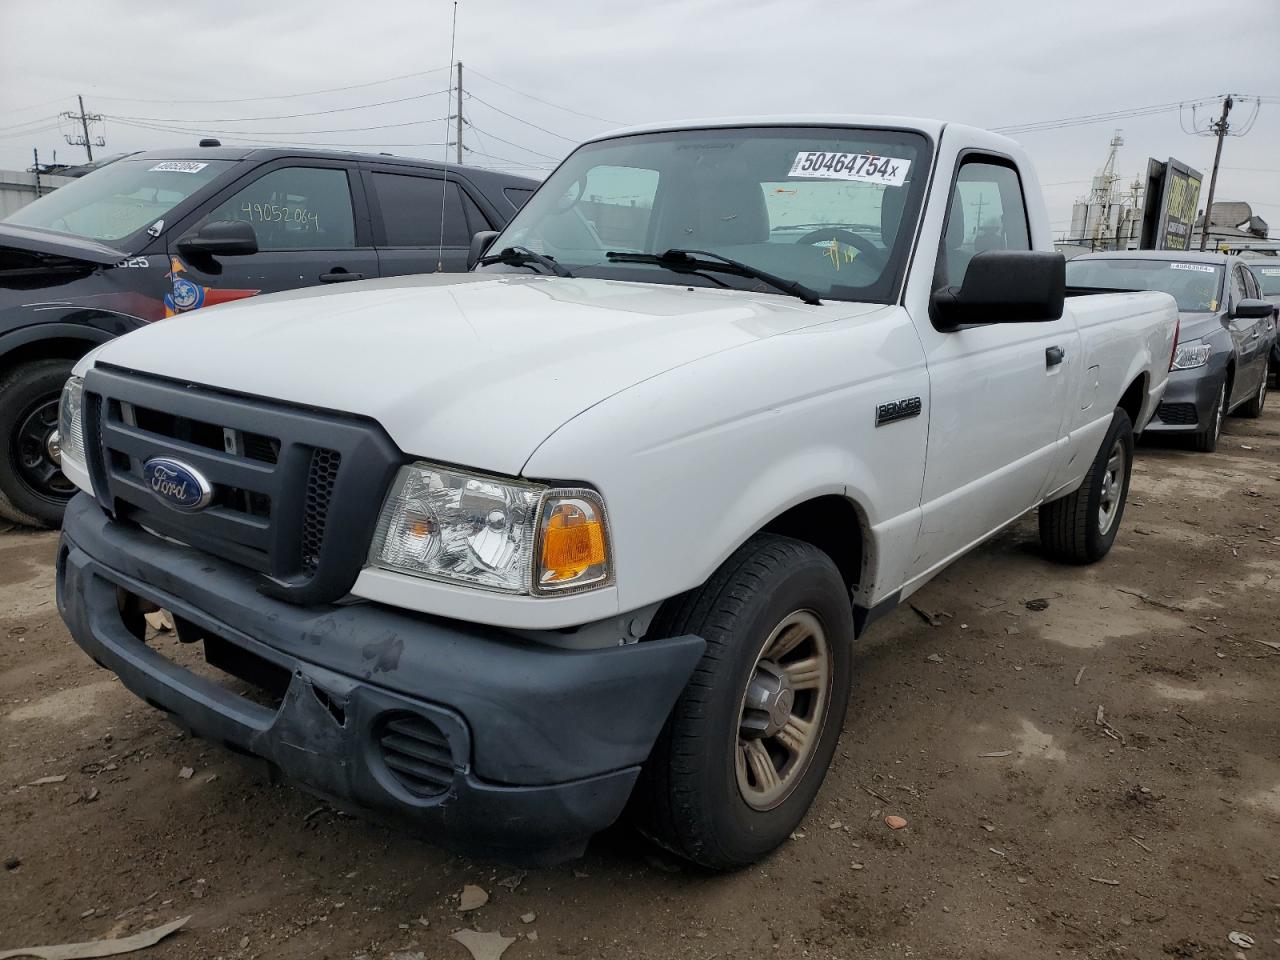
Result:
[149, 161, 209, 174]
[1170, 263, 1215, 273]
[788, 152, 910, 186]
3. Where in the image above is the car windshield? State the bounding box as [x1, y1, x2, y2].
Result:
[476, 126, 933, 304]
[1066, 257, 1224, 313]
[1251, 263, 1280, 296]
[5, 157, 233, 243]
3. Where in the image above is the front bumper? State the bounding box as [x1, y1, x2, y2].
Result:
[56, 494, 704, 863]
[1144, 363, 1227, 434]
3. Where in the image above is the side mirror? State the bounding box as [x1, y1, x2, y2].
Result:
[932, 250, 1066, 328]
[468, 230, 500, 271]
[1232, 298, 1274, 320]
[177, 220, 259, 258]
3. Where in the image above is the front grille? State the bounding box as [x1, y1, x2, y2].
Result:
[302, 449, 341, 574]
[1156, 402, 1199, 426]
[378, 714, 455, 798]
[82, 365, 401, 605]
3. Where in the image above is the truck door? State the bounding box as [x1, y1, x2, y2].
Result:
[362, 167, 491, 276]
[909, 154, 1080, 577]
[165, 161, 379, 315]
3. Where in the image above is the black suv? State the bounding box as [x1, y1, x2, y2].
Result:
[0, 147, 538, 526]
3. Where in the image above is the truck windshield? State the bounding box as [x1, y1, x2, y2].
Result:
[5, 158, 233, 244]
[477, 126, 932, 304]
[1066, 257, 1224, 313]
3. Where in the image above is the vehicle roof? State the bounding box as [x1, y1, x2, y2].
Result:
[120, 147, 540, 187]
[1072, 250, 1235, 264]
[587, 115, 950, 142]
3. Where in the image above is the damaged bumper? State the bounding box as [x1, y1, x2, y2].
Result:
[56, 494, 703, 863]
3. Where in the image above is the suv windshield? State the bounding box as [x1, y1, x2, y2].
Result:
[476, 126, 932, 303]
[5, 157, 234, 244]
[1066, 257, 1224, 313]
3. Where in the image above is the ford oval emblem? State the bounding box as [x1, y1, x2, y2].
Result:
[141, 457, 213, 511]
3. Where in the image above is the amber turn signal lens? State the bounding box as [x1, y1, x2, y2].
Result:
[541, 505, 606, 582]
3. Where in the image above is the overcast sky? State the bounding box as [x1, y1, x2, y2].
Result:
[2, 0, 1277, 236]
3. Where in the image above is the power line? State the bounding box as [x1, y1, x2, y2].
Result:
[0, 122, 63, 141]
[464, 145, 556, 168]
[0, 114, 61, 134]
[110, 115, 452, 137]
[105, 88, 453, 125]
[994, 98, 1211, 135]
[463, 122, 562, 161]
[462, 91, 580, 143]
[465, 67, 627, 126]
[0, 95, 74, 118]
[89, 65, 453, 105]
[109, 117, 450, 149]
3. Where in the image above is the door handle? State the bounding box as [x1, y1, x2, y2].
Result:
[319, 270, 364, 283]
[1045, 345, 1065, 367]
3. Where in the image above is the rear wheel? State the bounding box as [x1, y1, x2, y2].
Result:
[1191, 381, 1227, 453]
[0, 359, 77, 527]
[1238, 371, 1267, 418]
[631, 534, 854, 870]
[1039, 407, 1133, 564]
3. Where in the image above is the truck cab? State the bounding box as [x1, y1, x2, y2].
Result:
[53, 117, 1177, 868]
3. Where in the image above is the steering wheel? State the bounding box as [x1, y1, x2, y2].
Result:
[793, 228, 886, 270]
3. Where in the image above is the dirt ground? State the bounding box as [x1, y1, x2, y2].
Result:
[2, 405, 1278, 960]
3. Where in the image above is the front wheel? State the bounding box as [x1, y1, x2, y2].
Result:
[631, 534, 854, 870]
[1191, 381, 1227, 453]
[0, 358, 78, 527]
[1039, 407, 1134, 565]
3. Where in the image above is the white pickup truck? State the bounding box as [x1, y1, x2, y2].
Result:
[54, 116, 1177, 869]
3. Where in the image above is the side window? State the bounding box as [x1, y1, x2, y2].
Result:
[937, 158, 1031, 289]
[1242, 265, 1260, 300]
[371, 173, 471, 247]
[204, 166, 356, 251]
[1230, 266, 1249, 307]
[576, 165, 660, 248]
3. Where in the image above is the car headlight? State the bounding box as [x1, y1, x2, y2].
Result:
[369, 462, 612, 595]
[57, 376, 86, 468]
[1171, 340, 1212, 370]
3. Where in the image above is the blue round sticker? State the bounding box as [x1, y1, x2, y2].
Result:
[171, 277, 203, 311]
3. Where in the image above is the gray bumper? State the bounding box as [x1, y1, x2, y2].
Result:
[56, 494, 703, 863]
[1145, 362, 1228, 434]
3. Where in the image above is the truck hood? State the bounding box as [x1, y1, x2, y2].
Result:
[0, 223, 127, 266]
[88, 273, 872, 476]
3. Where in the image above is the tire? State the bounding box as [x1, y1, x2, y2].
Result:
[0, 358, 78, 528]
[1039, 407, 1134, 565]
[630, 534, 854, 870]
[1237, 371, 1267, 418]
[1191, 381, 1227, 453]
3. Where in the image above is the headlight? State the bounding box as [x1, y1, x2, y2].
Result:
[57, 376, 86, 468]
[369, 462, 613, 595]
[1171, 340, 1212, 370]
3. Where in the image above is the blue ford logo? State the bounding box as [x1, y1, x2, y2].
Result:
[141, 457, 213, 511]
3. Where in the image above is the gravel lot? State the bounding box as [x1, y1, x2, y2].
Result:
[2, 404, 1278, 960]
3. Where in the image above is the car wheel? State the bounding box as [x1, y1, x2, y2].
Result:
[631, 533, 854, 870]
[1238, 372, 1267, 418]
[1039, 407, 1134, 565]
[0, 359, 78, 528]
[1191, 382, 1227, 453]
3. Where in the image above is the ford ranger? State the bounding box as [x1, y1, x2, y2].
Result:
[53, 117, 1178, 869]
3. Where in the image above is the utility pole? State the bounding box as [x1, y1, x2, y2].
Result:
[1198, 95, 1233, 251]
[455, 61, 465, 165]
[32, 148, 42, 198]
[61, 94, 105, 162]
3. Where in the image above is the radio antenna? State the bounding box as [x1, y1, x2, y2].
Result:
[436, 0, 459, 272]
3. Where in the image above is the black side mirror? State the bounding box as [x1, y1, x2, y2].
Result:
[468, 230, 500, 271]
[932, 250, 1066, 328]
[177, 220, 259, 258]
[1232, 298, 1274, 320]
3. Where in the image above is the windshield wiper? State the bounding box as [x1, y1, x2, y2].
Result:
[478, 245, 573, 277]
[605, 248, 821, 305]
